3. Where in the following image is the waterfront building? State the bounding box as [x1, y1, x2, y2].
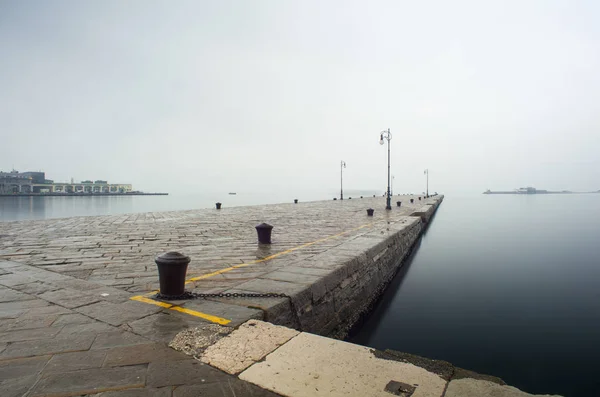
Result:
[0, 170, 132, 194]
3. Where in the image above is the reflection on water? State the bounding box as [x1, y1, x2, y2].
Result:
[0, 190, 382, 222]
[350, 194, 600, 397]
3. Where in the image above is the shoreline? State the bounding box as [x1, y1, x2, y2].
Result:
[0, 192, 168, 197]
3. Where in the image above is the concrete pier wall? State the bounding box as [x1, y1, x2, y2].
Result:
[264, 196, 444, 338]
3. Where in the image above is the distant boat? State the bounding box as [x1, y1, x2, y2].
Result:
[228, 192, 237, 195]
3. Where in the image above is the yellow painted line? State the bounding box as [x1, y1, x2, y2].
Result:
[130, 295, 231, 325]
[130, 221, 373, 324]
[187, 222, 372, 282]
[169, 306, 231, 325]
[131, 295, 172, 308]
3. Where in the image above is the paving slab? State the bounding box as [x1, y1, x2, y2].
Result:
[30, 365, 147, 397]
[0, 326, 62, 342]
[0, 374, 38, 397]
[103, 343, 188, 367]
[172, 380, 281, 397]
[126, 312, 211, 344]
[146, 359, 230, 388]
[239, 332, 447, 397]
[95, 388, 173, 397]
[43, 350, 107, 374]
[0, 334, 96, 359]
[180, 299, 263, 326]
[201, 319, 299, 375]
[91, 331, 155, 350]
[75, 301, 152, 326]
[0, 355, 50, 379]
[38, 288, 101, 308]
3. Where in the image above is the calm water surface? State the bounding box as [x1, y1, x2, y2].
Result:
[350, 194, 600, 397]
[0, 189, 380, 221]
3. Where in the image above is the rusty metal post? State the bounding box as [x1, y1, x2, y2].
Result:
[155, 252, 190, 297]
[256, 223, 273, 244]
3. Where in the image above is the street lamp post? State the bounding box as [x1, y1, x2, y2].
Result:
[340, 161, 346, 200]
[379, 128, 392, 210]
[424, 169, 429, 197]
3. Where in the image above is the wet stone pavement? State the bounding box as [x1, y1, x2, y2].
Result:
[0, 195, 435, 396]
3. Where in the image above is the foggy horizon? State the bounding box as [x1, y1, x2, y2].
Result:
[2, 1, 599, 196]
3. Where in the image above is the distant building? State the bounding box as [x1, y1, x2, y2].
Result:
[0, 170, 132, 194]
[517, 187, 537, 194]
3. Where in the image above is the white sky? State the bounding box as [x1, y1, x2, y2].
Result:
[1, 0, 599, 195]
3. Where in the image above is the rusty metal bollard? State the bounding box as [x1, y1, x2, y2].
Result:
[397, 201, 401, 207]
[367, 208, 374, 216]
[410, 199, 414, 203]
[294, 199, 298, 204]
[256, 223, 273, 244]
[216, 202, 222, 209]
[155, 252, 190, 298]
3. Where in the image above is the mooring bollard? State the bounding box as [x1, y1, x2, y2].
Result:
[333, 198, 337, 200]
[215, 202, 222, 209]
[367, 208, 374, 216]
[410, 198, 414, 203]
[373, 195, 376, 197]
[397, 201, 401, 207]
[255, 223, 273, 244]
[419, 197, 421, 200]
[349, 197, 352, 199]
[294, 199, 298, 204]
[361, 196, 363, 198]
[155, 251, 190, 298]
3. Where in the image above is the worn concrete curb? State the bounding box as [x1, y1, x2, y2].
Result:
[172, 319, 562, 397]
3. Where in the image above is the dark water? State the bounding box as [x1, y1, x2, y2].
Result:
[350, 195, 600, 397]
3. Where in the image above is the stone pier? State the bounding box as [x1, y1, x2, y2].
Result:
[0, 194, 443, 338]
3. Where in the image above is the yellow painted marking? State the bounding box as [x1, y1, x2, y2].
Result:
[131, 295, 172, 308]
[130, 222, 373, 324]
[130, 295, 231, 325]
[169, 306, 231, 325]
[187, 223, 372, 282]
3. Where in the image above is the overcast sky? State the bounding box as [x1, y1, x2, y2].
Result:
[1, 0, 599, 196]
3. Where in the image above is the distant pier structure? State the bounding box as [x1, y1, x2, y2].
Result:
[0, 170, 132, 194]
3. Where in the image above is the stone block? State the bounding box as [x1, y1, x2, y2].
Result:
[91, 331, 154, 349]
[103, 343, 187, 367]
[0, 334, 95, 359]
[127, 312, 209, 344]
[0, 326, 62, 343]
[43, 350, 107, 373]
[75, 301, 149, 326]
[0, 355, 50, 379]
[38, 289, 100, 309]
[201, 320, 299, 374]
[0, 288, 35, 303]
[31, 365, 147, 396]
[147, 359, 230, 388]
[239, 332, 447, 397]
[98, 388, 173, 397]
[0, 374, 38, 397]
[181, 299, 263, 327]
[173, 380, 280, 397]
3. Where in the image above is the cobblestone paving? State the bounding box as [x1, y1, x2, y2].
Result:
[0, 261, 280, 396]
[0, 195, 433, 296]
